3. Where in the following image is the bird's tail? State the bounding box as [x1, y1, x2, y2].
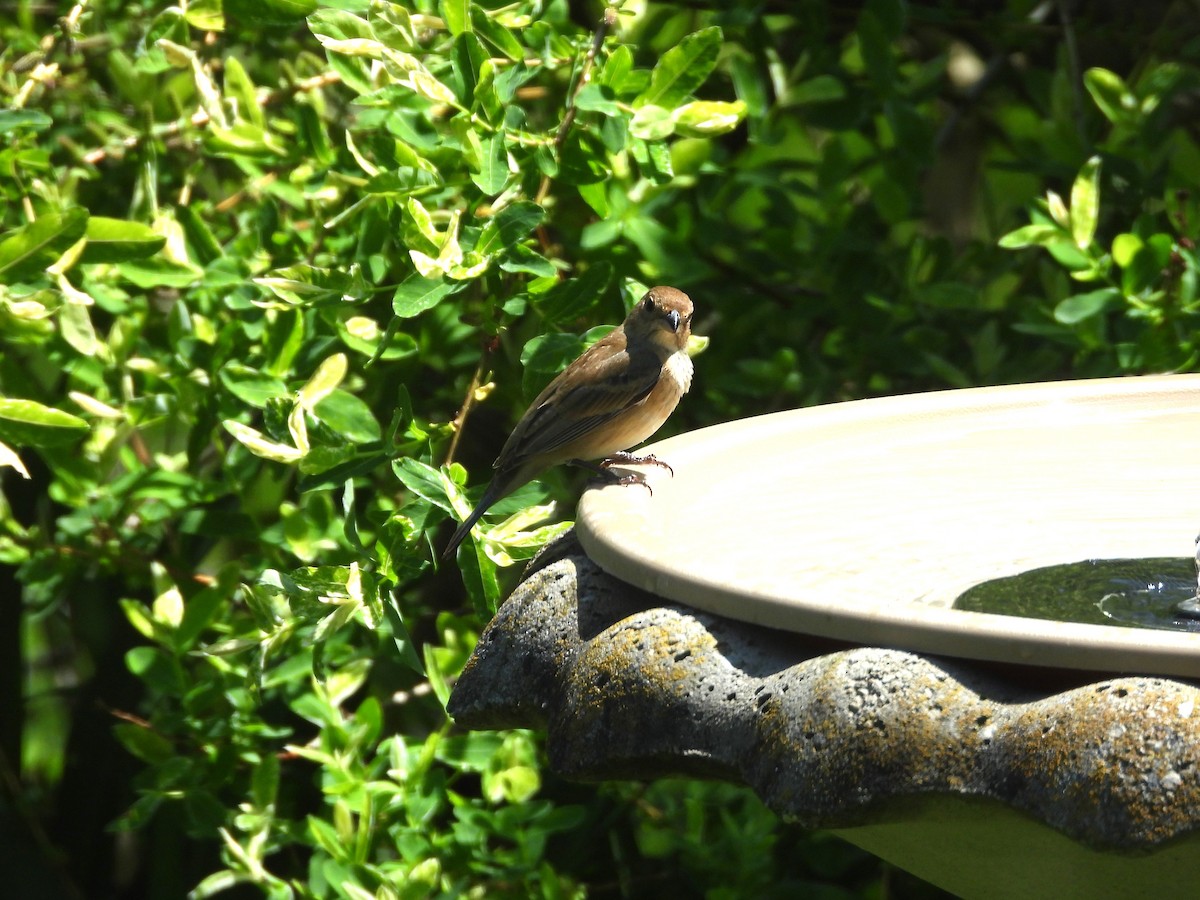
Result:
[441, 479, 504, 561]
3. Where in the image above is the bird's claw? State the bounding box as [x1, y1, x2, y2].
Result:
[607, 469, 653, 495]
[599, 451, 674, 478]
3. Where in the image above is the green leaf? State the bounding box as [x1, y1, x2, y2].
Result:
[792, 74, 849, 105]
[313, 389, 381, 443]
[116, 257, 203, 288]
[0, 209, 88, 282]
[176, 204, 224, 263]
[392, 275, 462, 318]
[393, 458, 453, 512]
[1070, 156, 1102, 249]
[574, 83, 620, 115]
[223, 56, 264, 128]
[672, 100, 746, 137]
[184, 0, 224, 31]
[438, 0, 470, 35]
[471, 132, 508, 195]
[599, 45, 639, 95]
[384, 592, 424, 674]
[636, 26, 722, 110]
[363, 167, 440, 196]
[475, 201, 545, 259]
[469, 6, 523, 61]
[297, 354, 347, 411]
[219, 364, 287, 408]
[1054, 288, 1120, 324]
[306, 6, 372, 42]
[255, 264, 350, 305]
[59, 299, 99, 357]
[371, 1, 414, 49]
[498, 244, 556, 278]
[998, 223, 1063, 249]
[1111, 233, 1143, 268]
[519, 331, 589, 398]
[228, 0, 317, 27]
[534, 263, 613, 326]
[0, 109, 53, 135]
[0, 398, 89, 448]
[251, 754, 280, 809]
[629, 105, 676, 141]
[80, 217, 167, 264]
[337, 316, 418, 361]
[223, 420, 304, 463]
[1083, 68, 1134, 125]
[113, 722, 175, 764]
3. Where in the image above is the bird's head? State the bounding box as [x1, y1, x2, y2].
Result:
[625, 286, 693, 353]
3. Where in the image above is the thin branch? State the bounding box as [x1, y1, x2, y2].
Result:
[443, 338, 496, 467]
[534, 7, 618, 205]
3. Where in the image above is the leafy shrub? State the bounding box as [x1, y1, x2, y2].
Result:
[3, 0, 1196, 897]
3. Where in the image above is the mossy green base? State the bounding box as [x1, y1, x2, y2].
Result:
[836, 794, 1200, 900]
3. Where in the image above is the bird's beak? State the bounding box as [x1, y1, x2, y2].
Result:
[667, 310, 680, 332]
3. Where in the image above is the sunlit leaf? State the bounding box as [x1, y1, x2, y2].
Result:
[223, 420, 304, 462]
[298, 354, 348, 411]
[475, 200, 544, 259]
[1070, 156, 1102, 249]
[469, 6, 523, 61]
[636, 26, 722, 110]
[629, 105, 676, 141]
[313, 389, 381, 443]
[220, 364, 288, 408]
[392, 274, 462, 318]
[80, 217, 167, 264]
[471, 132, 508, 195]
[0, 440, 30, 478]
[998, 224, 1063, 249]
[0, 209, 88, 282]
[1083, 68, 1135, 125]
[672, 100, 746, 137]
[439, 0, 470, 35]
[0, 398, 89, 447]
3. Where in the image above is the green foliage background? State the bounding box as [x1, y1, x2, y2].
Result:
[2, 0, 1199, 897]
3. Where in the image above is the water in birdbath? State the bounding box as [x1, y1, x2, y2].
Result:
[954, 557, 1200, 633]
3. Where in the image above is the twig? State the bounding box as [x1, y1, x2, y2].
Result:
[443, 338, 496, 466]
[534, 7, 618, 205]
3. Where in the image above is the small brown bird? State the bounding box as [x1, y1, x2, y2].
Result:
[442, 285, 695, 559]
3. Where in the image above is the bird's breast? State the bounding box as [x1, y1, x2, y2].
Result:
[565, 350, 692, 460]
[662, 350, 693, 395]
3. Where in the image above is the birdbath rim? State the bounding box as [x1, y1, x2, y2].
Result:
[575, 373, 1200, 678]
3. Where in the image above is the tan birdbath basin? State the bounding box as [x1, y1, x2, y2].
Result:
[576, 373, 1200, 678]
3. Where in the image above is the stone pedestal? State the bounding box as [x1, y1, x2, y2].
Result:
[449, 536, 1200, 900]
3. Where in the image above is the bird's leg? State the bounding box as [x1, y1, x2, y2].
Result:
[599, 450, 674, 477]
[569, 459, 654, 494]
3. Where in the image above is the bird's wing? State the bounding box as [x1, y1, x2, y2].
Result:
[496, 346, 659, 469]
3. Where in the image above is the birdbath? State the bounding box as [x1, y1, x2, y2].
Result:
[449, 374, 1200, 899]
